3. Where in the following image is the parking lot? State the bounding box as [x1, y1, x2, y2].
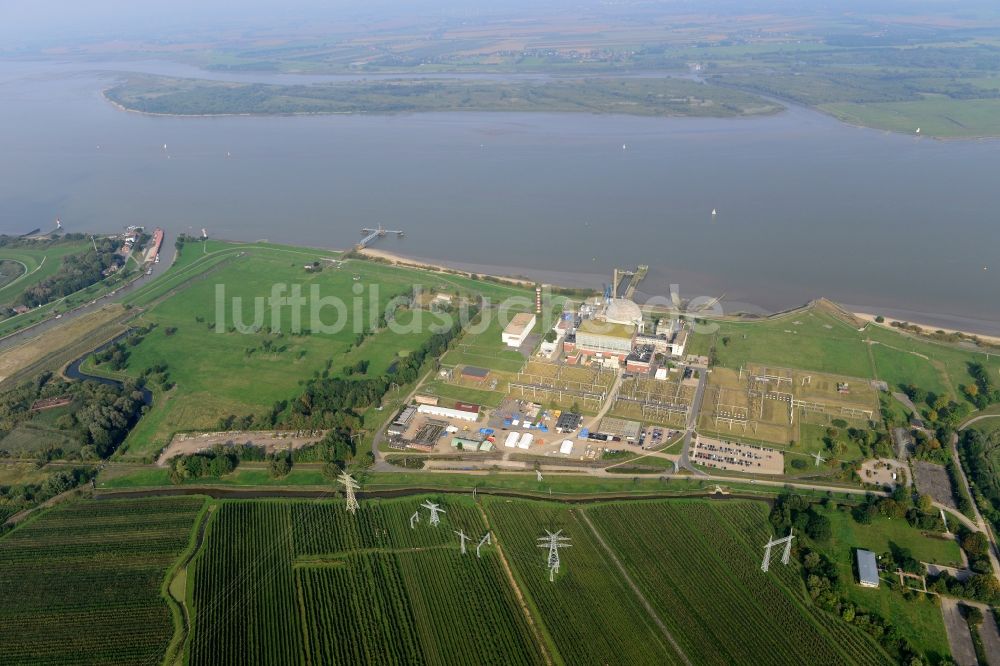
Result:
[691, 435, 784, 475]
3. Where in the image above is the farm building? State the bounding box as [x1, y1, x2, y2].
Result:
[575, 319, 636, 361]
[502, 313, 536, 348]
[417, 404, 479, 422]
[460, 366, 490, 382]
[856, 549, 880, 588]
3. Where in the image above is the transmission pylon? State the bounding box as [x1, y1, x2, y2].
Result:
[538, 530, 571, 582]
[338, 471, 360, 514]
[536, 469, 544, 482]
[420, 500, 446, 527]
[476, 532, 492, 558]
[455, 529, 472, 555]
[813, 451, 826, 466]
[410, 511, 420, 529]
[761, 529, 794, 572]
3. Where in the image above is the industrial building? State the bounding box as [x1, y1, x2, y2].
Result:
[597, 417, 642, 442]
[856, 549, 880, 588]
[502, 313, 537, 348]
[575, 319, 636, 361]
[540, 317, 572, 357]
[555, 411, 583, 432]
[417, 404, 479, 422]
[460, 366, 490, 382]
[602, 298, 643, 326]
[625, 345, 654, 374]
[387, 406, 417, 436]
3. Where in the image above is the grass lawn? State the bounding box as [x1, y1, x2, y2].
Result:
[700, 309, 874, 378]
[822, 97, 1000, 138]
[115, 250, 433, 458]
[688, 307, 998, 410]
[112, 241, 536, 461]
[0, 240, 90, 306]
[841, 583, 950, 662]
[820, 505, 962, 568]
[865, 323, 1000, 406]
[871, 342, 951, 398]
[440, 309, 529, 373]
[816, 506, 957, 660]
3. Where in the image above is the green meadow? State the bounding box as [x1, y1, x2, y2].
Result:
[0, 240, 90, 306]
[111, 241, 535, 460]
[686, 306, 999, 406]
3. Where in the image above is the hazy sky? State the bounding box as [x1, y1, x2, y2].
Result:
[1, 0, 995, 50]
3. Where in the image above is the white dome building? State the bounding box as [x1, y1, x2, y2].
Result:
[603, 298, 642, 327]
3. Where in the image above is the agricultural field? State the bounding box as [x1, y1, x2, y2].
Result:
[188, 496, 545, 665]
[3, 493, 950, 664]
[0, 496, 205, 666]
[485, 497, 891, 666]
[590, 500, 891, 666]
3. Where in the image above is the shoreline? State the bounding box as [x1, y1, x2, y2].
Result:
[852, 311, 1000, 347]
[357, 247, 1000, 346]
[357, 247, 536, 287]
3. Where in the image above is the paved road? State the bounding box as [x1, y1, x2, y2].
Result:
[584, 368, 623, 431]
[948, 432, 1000, 584]
[960, 413, 1000, 431]
[0, 238, 177, 353]
[940, 597, 977, 666]
[979, 605, 1000, 666]
[678, 366, 709, 474]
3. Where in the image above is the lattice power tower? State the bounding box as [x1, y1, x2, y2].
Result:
[538, 530, 571, 582]
[420, 500, 446, 527]
[338, 471, 360, 515]
[761, 529, 794, 572]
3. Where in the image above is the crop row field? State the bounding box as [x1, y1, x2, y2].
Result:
[189, 496, 544, 666]
[182, 495, 897, 666]
[0, 496, 205, 666]
[3, 493, 946, 665]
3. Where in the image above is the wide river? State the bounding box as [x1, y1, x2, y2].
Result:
[0, 59, 997, 332]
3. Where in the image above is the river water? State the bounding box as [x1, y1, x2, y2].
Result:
[0, 59, 997, 332]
